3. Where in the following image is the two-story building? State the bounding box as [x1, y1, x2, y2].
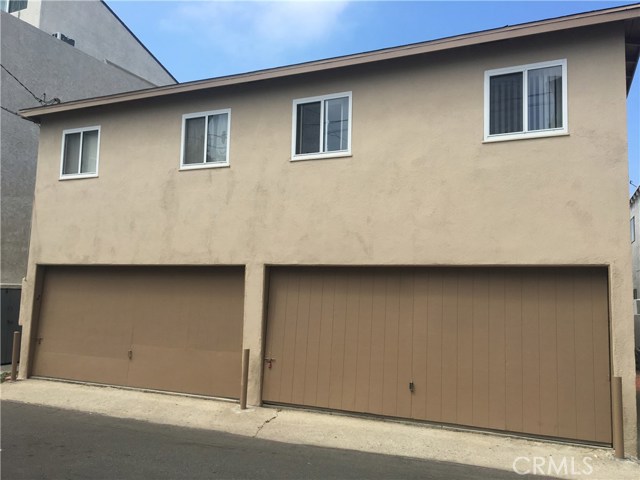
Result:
[17, 4, 640, 456]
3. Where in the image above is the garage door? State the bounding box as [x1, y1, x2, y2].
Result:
[32, 266, 244, 398]
[262, 267, 611, 444]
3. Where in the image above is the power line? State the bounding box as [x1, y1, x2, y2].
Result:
[1, 64, 60, 106]
[1, 105, 39, 124]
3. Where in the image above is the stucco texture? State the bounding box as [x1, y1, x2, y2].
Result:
[19, 24, 637, 455]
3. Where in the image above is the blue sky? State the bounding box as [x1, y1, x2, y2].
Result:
[106, 0, 639, 193]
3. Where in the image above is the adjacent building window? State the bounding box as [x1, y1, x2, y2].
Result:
[180, 109, 230, 169]
[484, 59, 567, 141]
[60, 126, 100, 179]
[632, 216, 636, 243]
[292, 92, 352, 160]
[1, 0, 28, 13]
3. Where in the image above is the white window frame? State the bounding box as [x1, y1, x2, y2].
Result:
[291, 91, 352, 161]
[484, 59, 568, 143]
[179, 108, 231, 171]
[59, 126, 100, 180]
[632, 216, 636, 243]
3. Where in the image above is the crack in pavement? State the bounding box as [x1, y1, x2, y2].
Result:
[253, 409, 280, 438]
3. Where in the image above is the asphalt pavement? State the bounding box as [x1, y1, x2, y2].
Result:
[1, 401, 531, 480]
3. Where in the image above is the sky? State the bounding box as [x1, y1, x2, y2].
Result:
[105, 0, 639, 193]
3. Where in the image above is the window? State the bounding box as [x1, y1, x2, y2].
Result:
[292, 92, 352, 160]
[1, 0, 28, 13]
[180, 109, 230, 169]
[632, 217, 636, 243]
[484, 59, 567, 142]
[60, 126, 100, 179]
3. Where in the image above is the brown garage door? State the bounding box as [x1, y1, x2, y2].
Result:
[262, 267, 611, 444]
[32, 266, 244, 398]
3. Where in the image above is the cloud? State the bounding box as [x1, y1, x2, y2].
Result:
[159, 1, 350, 74]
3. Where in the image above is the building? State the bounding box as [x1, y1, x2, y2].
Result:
[0, 0, 175, 362]
[2, 0, 173, 86]
[17, 4, 640, 456]
[631, 186, 640, 351]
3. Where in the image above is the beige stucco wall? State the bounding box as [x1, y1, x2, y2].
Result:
[19, 23, 637, 455]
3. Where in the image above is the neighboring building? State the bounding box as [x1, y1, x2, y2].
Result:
[0, 1, 175, 362]
[2, 0, 173, 86]
[631, 186, 640, 350]
[17, 5, 640, 456]
[632, 186, 640, 298]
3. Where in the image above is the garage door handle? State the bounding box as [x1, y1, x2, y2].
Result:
[128, 350, 133, 360]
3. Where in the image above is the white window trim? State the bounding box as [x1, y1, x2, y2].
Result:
[291, 91, 352, 161]
[59, 125, 100, 180]
[483, 59, 568, 143]
[179, 108, 231, 171]
[632, 216, 636, 243]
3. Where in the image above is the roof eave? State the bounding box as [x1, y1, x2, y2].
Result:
[20, 3, 640, 121]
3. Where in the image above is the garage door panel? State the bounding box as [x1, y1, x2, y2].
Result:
[556, 273, 578, 439]
[33, 266, 244, 399]
[279, 271, 300, 405]
[39, 313, 133, 359]
[328, 273, 348, 411]
[301, 275, 322, 407]
[205, 351, 243, 398]
[353, 274, 373, 414]
[440, 271, 459, 425]
[471, 271, 490, 429]
[592, 273, 613, 442]
[574, 273, 598, 441]
[504, 271, 524, 433]
[261, 271, 286, 402]
[263, 266, 611, 445]
[522, 273, 541, 435]
[488, 271, 507, 431]
[455, 273, 474, 427]
[426, 271, 444, 421]
[397, 273, 414, 420]
[290, 273, 310, 406]
[197, 272, 245, 351]
[126, 345, 241, 398]
[367, 274, 386, 415]
[33, 268, 135, 381]
[538, 275, 559, 437]
[339, 270, 360, 411]
[410, 272, 428, 420]
[381, 272, 400, 417]
[34, 351, 130, 386]
[314, 273, 333, 408]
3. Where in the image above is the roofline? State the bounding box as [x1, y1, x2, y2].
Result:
[632, 185, 640, 205]
[21, 2, 640, 120]
[99, 0, 177, 84]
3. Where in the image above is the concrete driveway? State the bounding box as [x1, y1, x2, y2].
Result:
[2, 379, 639, 479]
[2, 401, 529, 479]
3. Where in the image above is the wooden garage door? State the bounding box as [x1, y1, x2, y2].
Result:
[32, 266, 244, 398]
[262, 267, 612, 444]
